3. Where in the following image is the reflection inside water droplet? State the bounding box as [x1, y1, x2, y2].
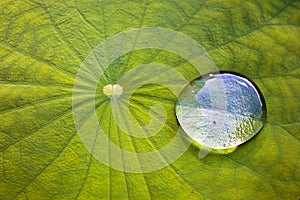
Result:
[176, 73, 266, 149]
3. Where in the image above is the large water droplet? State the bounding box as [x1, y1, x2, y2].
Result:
[176, 73, 266, 149]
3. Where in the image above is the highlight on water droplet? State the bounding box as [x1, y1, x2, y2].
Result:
[176, 72, 266, 150]
[103, 84, 123, 99]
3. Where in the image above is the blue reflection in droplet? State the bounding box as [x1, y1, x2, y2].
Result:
[196, 74, 262, 119]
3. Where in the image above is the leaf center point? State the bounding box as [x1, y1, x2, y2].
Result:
[103, 84, 123, 99]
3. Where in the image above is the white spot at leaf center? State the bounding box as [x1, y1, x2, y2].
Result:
[103, 84, 123, 98]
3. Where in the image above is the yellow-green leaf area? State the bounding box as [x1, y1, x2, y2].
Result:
[1, 0, 300, 199]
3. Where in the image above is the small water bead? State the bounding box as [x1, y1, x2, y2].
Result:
[176, 73, 266, 149]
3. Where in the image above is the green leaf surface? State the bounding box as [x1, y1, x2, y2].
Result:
[1, 0, 300, 199]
